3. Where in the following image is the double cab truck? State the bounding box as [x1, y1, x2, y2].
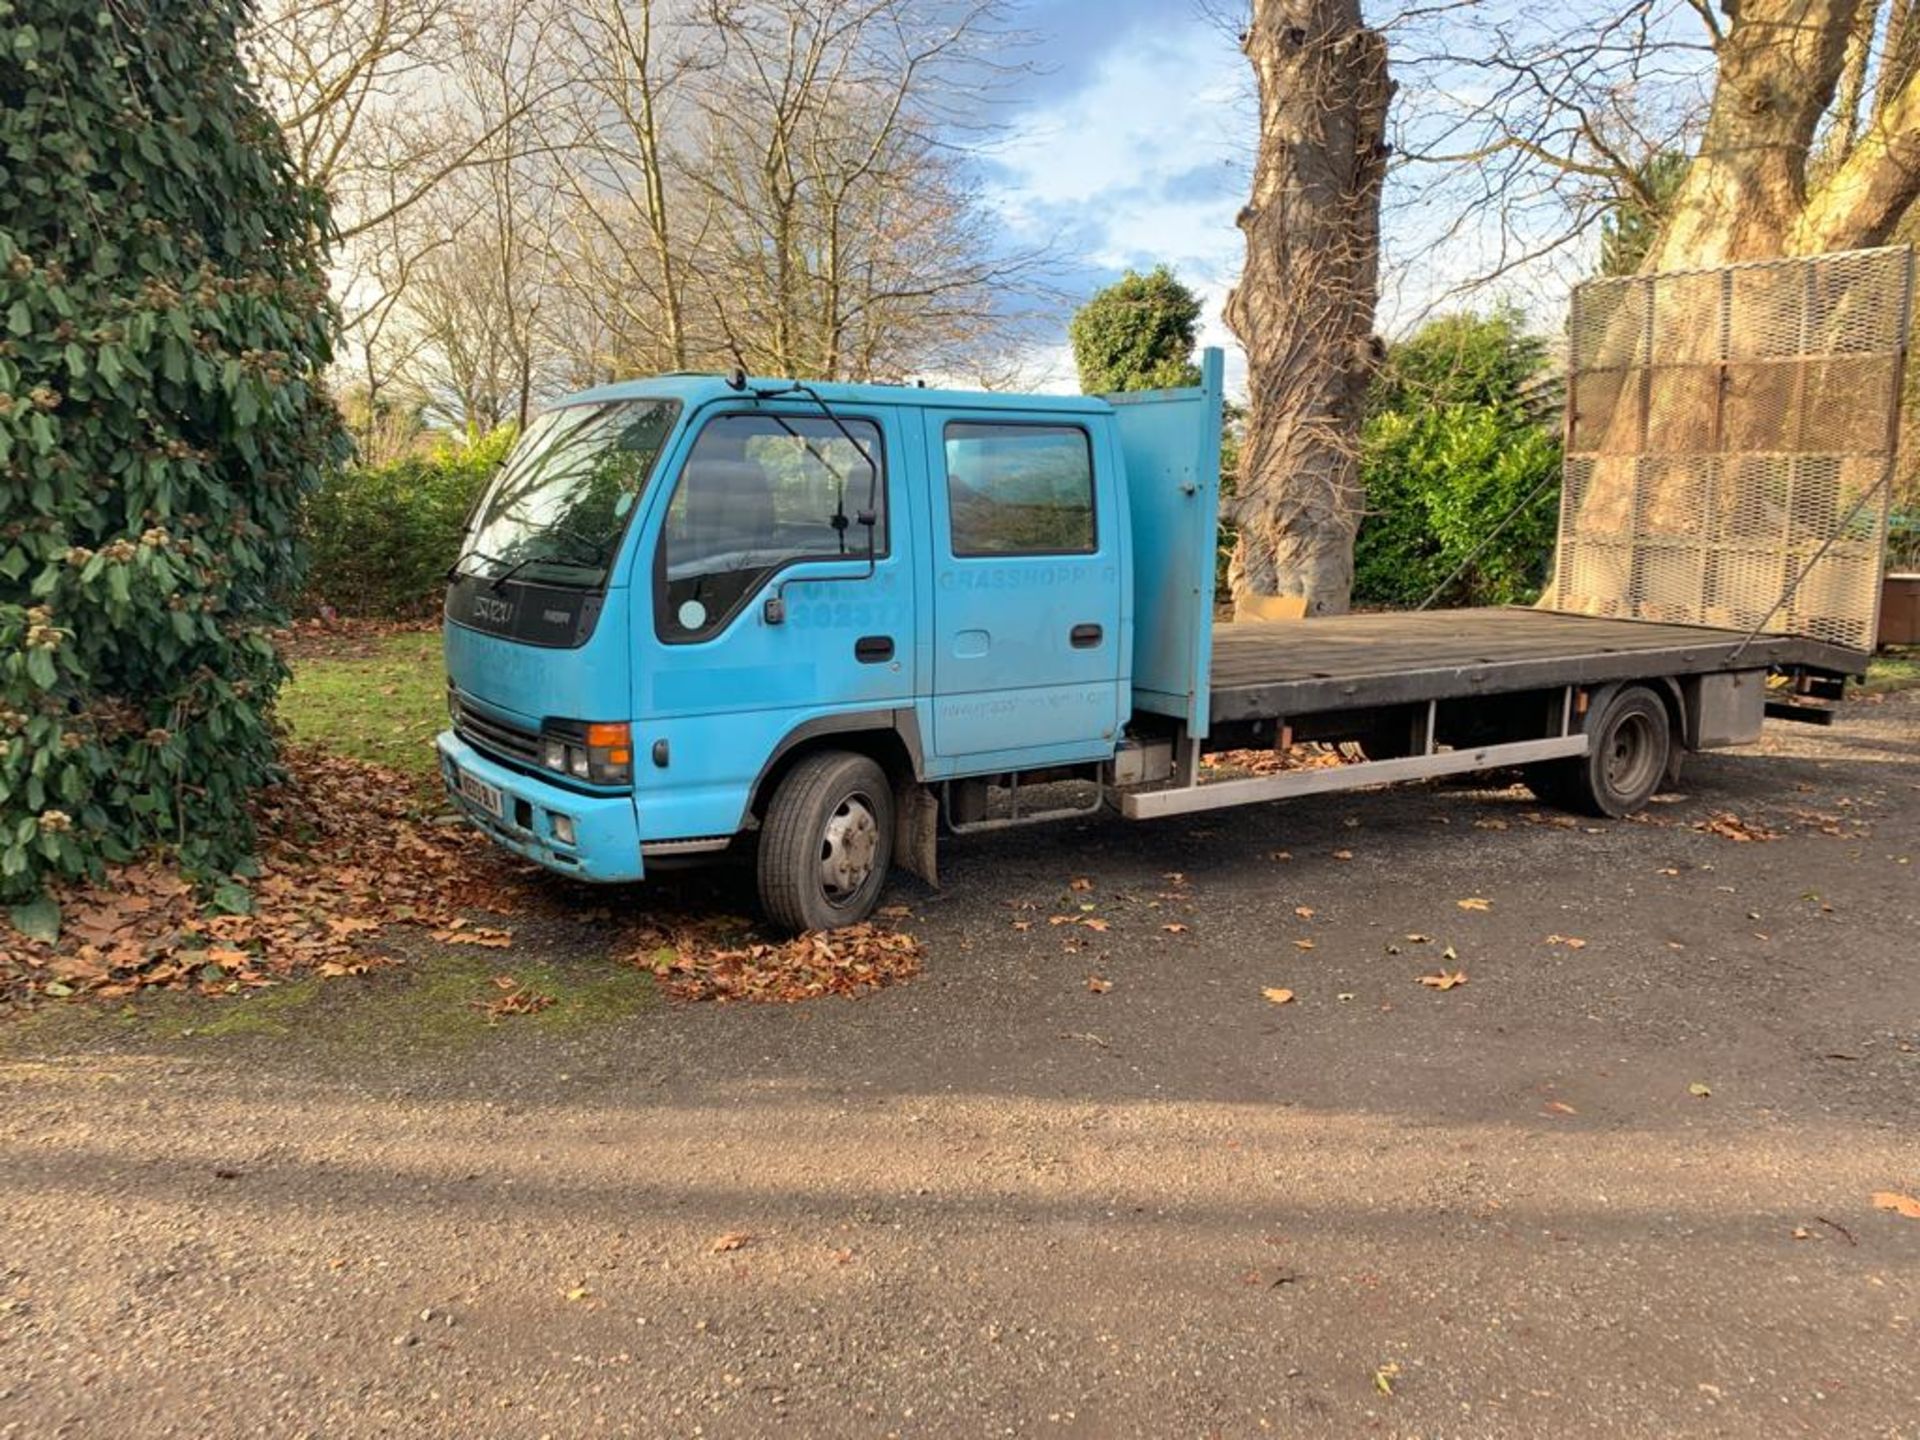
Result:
[436, 348, 1876, 932]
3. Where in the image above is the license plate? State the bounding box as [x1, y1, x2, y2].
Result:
[456, 768, 504, 819]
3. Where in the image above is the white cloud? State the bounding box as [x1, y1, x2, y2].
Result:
[984, 19, 1253, 394]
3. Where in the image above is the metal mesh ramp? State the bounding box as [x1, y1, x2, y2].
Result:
[1554, 245, 1913, 655]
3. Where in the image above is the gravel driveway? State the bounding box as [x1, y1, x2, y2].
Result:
[3, 692, 1917, 1438]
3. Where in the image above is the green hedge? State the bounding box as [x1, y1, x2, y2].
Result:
[1353, 310, 1562, 609]
[303, 428, 513, 617]
[1355, 405, 1561, 608]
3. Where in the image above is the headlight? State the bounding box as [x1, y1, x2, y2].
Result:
[540, 721, 633, 785]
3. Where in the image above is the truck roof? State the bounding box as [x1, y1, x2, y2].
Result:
[555, 372, 1115, 416]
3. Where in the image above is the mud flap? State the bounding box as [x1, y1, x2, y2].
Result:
[894, 781, 939, 888]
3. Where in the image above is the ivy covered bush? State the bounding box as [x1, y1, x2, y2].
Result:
[304, 428, 512, 618]
[0, 2, 349, 922]
[1354, 309, 1562, 609]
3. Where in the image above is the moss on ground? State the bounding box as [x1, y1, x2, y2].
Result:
[1, 948, 656, 1058]
[1860, 647, 1920, 695]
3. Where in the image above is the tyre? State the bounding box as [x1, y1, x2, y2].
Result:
[757, 751, 895, 933]
[1567, 685, 1672, 818]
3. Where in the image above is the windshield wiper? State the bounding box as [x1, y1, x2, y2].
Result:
[446, 546, 508, 582]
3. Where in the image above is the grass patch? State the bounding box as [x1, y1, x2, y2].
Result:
[280, 631, 446, 786]
[1861, 647, 1920, 696]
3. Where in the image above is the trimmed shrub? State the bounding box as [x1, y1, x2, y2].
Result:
[1354, 310, 1562, 609]
[0, 3, 349, 916]
[303, 429, 513, 618]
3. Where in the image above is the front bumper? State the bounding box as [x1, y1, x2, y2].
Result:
[436, 730, 644, 883]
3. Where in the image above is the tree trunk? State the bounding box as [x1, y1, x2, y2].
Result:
[1224, 0, 1391, 617]
[1648, 0, 1858, 269]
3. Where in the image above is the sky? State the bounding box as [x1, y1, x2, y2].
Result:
[979, 0, 1255, 392]
[974, 0, 1621, 395]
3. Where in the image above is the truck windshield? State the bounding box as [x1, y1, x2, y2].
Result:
[456, 398, 680, 588]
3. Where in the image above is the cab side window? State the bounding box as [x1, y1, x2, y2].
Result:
[944, 421, 1096, 557]
[658, 413, 886, 642]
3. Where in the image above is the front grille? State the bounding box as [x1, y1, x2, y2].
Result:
[452, 696, 542, 767]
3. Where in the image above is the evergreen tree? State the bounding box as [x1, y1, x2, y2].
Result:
[0, 1, 350, 930]
[1069, 265, 1202, 394]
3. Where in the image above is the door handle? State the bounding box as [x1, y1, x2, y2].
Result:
[854, 635, 895, 663]
[1070, 623, 1104, 649]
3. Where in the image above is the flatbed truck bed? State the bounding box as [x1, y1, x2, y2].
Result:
[1207, 608, 1859, 724]
[1113, 607, 1860, 821]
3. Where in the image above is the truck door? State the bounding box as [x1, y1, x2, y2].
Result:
[629, 403, 917, 843]
[924, 409, 1127, 763]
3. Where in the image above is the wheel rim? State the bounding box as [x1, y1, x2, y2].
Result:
[818, 791, 880, 903]
[1604, 711, 1660, 798]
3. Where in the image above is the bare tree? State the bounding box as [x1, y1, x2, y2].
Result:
[549, 0, 716, 374]
[1224, 0, 1392, 615]
[688, 0, 1046, 382]
[247, 0, 1051, 432]
[1391, 0, 1920, 283]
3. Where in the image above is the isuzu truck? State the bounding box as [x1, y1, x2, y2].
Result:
[436, 249, 1906, 932]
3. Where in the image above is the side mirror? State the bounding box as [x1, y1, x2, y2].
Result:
[763, 594, 786, 625]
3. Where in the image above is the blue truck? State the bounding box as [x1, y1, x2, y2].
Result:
[435, 348, 1872, 932]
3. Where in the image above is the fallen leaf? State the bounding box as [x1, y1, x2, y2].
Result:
[1696, 812, 1782, 842]
[1069, 877, 1094, 892]
[1688, 1081, 1712, 1098]
[876, 905, 912, 919]
[434, 925, 513, 948]
[1262, 987, 1295, 1006]
[1544, 1100, 1578, 1115]
[1791, 1226, 1812, 1240]
[1332, 849, 1353, 861]
[1293, 906, 1315, 919]
[1373, 1361, 1400, 1396]
[1337, 992, 1355, 1001]
[710, 1232, 753, 1253]
[1457, 897, 1492, 912]
[1292, 938, 1315, 951]
[1161, 923, 1189, 934]
[1545, 935, 1589, 950]
[1082, 917, 1111, 933]
[1441, 945, 1458, 961]
[1086, 975, 1112, 994]
[564, 1286, 592, 1301]
[1418, 970, 1468, 991]
[1405, 933, 1431, 944]
[1872, 1191, 1920, 1219]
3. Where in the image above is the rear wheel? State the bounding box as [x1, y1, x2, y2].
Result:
[1539, 685, 1673, 818]
[757, 751, 895, 933]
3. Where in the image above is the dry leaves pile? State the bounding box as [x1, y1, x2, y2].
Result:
[2, 747, 518, 1003]
[1203, 744, 1355, 778]
[643, 922, 922, 1004]
[4, 746, 925, 1010]
[280, 614, 438, 661]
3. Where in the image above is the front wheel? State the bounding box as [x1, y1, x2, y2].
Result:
[757, 751, 895, 933]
